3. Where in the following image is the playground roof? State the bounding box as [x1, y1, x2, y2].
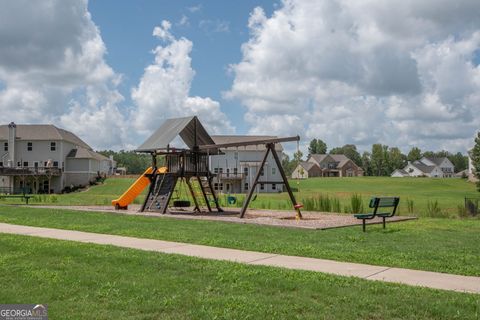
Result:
[136, 116, 217, 153]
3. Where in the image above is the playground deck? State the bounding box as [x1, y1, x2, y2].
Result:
[31, 205, 416, 230]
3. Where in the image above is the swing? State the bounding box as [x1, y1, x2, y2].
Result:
[173, 177, 191, 208]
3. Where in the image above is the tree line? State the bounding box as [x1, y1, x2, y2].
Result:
[98, 150, 151, 174]
[282, 138, 469, 177]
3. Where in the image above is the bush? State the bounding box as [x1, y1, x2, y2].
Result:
[426, 200, 444, 217]
[350, 194, 364, 214]
[406, 199, 414, 214]
[301, 194, 341, 212]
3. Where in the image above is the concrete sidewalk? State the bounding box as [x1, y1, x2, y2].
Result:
[0, 222, 478, 294]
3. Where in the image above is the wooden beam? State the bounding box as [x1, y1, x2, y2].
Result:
[199, 135, 300, 151]
[239, 145, 271, 218]
[270, 145, 302, 219]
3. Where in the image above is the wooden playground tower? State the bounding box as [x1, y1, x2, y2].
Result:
[134, 116, 302, 219]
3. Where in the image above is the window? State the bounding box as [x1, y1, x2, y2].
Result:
[244, 183, 249, 191]
[17, 161, 21, 167]
[23, 161, 28, 167]
[0, 162, 3, 167]
[226, 168, 230, 177]
[27, 142, 32, 151]
[272, 167, 276, 175]
[243, 167, 248, 176]
[226, 183, 230, 192]
[53, 161, 58, 167]
[219, 168, 224, 174]
[214, 168, 219, 174]
[214, 183, 219, 191]
[3, 142, 7, 151]
[219, 183, 224, 191]
[260, 168, 264, 176]
[50, 142, 56, 151]
[272, 183, 276, 190]
[233, 167, 238, 175]
[260, 183, 265, 190]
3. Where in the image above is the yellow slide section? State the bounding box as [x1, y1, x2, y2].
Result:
[112, 166, 167, 209]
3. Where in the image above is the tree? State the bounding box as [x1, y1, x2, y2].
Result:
[387, 147, 406, 173]
[371, 144, 389, 176]
[330, 144, 362, 166]
[97, 150, 151, 174]
[308, 138, 327, 155]
[448, 152, 468, 173]
[407, 147, 422, 162]
[293, 150, 304, 164]
[281, 153, 294, 177]
[471, 132, 480, 191]
[361, 151, 372, 176]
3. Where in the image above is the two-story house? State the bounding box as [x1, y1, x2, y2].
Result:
[0, 122, 115, 194]
[209, 135, 284, 193]
[292, 154, 363, 178]
[391, 157, 455, 178]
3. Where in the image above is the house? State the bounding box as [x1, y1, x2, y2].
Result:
[209, 135, 284, 193]
[391, 157, 454, 178]
[300, 154, 363, 178]
[0, 122, 114, 194]
[291, 161, 322, 179]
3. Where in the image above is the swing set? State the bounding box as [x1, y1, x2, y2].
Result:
[123, 116, 302, 219]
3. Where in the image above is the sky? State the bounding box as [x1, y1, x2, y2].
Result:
[1, 0, 480, 155]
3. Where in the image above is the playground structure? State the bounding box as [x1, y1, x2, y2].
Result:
[112, 116, 302, 219]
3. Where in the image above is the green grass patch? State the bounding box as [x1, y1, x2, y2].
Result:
[0, 234, 478, 319]
[1, 206, 479, 276]
[10, 176, 478, 218]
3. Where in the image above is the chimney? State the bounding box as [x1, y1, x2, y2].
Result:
[7, 122, 16, 167]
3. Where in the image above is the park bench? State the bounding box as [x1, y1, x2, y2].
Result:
[0, 194, 31, 205]
[354, 197, 400, 232]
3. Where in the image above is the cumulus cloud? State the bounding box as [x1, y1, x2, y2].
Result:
[227, 0, 480, 152]
[131, 20, 234, 136]
[0, 0, 128, 150]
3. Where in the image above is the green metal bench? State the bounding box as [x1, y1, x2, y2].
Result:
[354, 197, 400, 232]
[0, 194, 31, 205]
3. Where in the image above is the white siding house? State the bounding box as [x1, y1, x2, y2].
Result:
[391, 157, 454, 178]
[0, 122, 114, 193]
[209, 136, 284, 193]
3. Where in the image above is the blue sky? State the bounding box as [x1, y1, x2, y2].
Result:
[1, 1, 479, 154]
[88, 0, 277, 134]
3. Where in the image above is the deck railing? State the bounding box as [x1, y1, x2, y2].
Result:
[0, 166, 62, 176]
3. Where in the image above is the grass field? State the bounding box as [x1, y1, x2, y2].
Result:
[1, 206, 479, 276]
[9, 176, 479, 218]
[1, 234, 478, 319]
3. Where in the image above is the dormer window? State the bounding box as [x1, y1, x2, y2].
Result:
[50, 142, 56, 151]
[27, 142, 32, 151]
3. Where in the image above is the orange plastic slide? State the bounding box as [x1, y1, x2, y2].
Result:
[112, 166, 167, 209]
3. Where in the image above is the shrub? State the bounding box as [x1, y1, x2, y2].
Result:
[406, 199, 414, 214]
[350, 194, 364, 214]
[426, 200, 442, 217]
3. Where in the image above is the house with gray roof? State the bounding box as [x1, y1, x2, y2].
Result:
[295, 154, 363, 178]
[391, 157, 454, 178]
[0, 122, 115, 194]
[209, 135, 284, 193]
[291, 161, 322, 179]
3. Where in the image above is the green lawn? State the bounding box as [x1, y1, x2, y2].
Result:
[0, 234, 478, 319]
[8, 176, 478, 218]
[1, 206, 479, 276]
[250, 177, 479, 217]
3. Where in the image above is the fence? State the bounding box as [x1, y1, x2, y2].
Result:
[465, 197, 480, 216]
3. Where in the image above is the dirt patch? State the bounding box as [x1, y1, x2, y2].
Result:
[30, 204, 417, 230]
